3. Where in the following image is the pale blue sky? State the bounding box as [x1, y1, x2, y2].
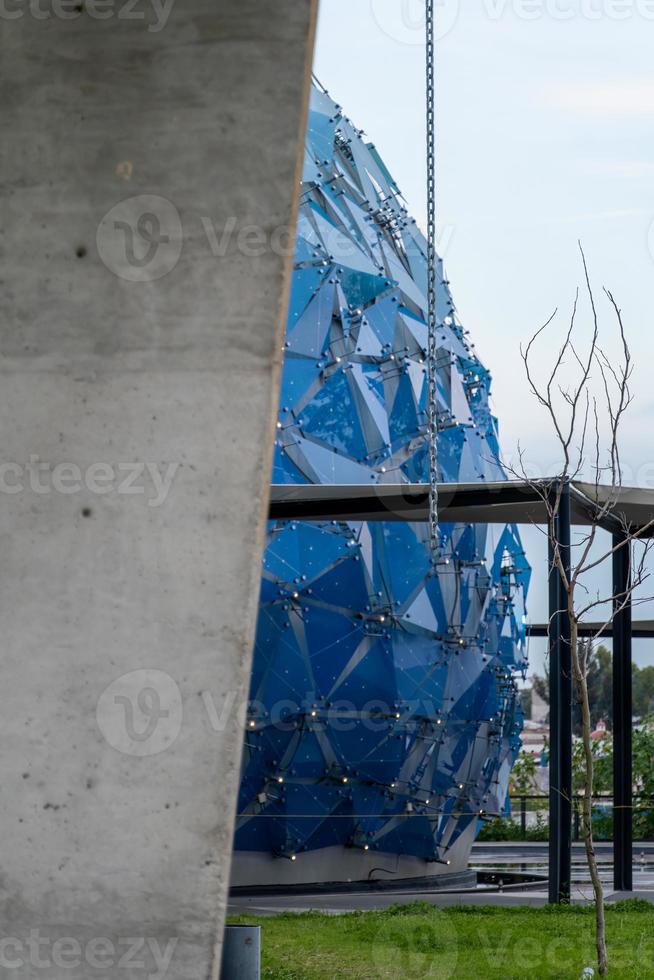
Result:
[314, 0, 654, 674]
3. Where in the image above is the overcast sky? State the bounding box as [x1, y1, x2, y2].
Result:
[314, 0, 654, 674]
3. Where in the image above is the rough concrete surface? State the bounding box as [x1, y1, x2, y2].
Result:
[0, 2, 316, 976]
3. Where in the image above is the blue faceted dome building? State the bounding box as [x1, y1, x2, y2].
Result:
[231, 84, 530, 887]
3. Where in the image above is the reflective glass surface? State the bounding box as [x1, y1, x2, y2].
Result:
[235, 85, 530, 866]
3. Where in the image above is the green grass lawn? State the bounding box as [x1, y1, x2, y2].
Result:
[229, 900, 654, 979]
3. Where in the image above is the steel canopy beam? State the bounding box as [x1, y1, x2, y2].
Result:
[268, 480, 654, 535]
[268, 480, 546, 524]
[527, 621, 654, 638]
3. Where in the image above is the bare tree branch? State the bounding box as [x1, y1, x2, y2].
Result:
[515, 249, 652, 976]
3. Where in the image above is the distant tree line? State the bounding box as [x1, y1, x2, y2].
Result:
[532, 643, 654, 732]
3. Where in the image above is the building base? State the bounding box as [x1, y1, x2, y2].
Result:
[230, 823, 477, 889]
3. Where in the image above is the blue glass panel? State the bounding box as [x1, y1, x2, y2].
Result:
[300, 368, 368, 460]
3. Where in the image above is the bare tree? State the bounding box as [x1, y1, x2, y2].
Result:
[511, 244, 654, 976]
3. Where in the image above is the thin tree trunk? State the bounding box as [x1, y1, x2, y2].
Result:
[518, 255, 648, 975]
[571, 620, 608, 975]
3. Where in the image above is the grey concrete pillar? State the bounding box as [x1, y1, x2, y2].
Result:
[0, 2, 316, 977]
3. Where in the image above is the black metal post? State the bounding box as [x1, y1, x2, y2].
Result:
[548, 531, 560, 899]
[548, 480, 572, 904]
[521, 796, 527, 838]
[613, 530, 633, 892]
[221, 924, 261, 979]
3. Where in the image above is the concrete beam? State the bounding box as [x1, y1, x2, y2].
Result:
[0, 2, 316, 976]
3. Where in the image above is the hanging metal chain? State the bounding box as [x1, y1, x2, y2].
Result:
[426, 0, 439, 567]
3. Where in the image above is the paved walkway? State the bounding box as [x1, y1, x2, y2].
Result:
[228, 842, 654, 916]
[228, 887, 654, 917]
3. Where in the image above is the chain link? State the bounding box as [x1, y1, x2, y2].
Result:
[426, 0, 439, 566]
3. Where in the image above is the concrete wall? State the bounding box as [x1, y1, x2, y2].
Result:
[0, 3, 316, 977]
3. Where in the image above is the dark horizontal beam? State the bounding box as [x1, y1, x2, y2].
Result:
[268, 480, 654, 534]
[527, 621, 654, 638]
[269, 481, 547, 524]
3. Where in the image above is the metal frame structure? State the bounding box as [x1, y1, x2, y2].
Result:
[547, 482, 572, 904]
[613, 530, 633, 893]
[269, 477, 654, 902]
